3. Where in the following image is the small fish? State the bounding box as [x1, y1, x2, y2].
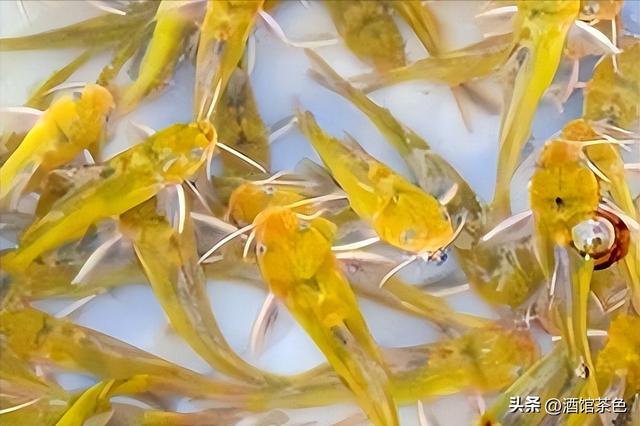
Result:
[349, 34, 513, 93]
[305, 48, 483, 238]
[195, 0, 264, 121]
[119, 194, 282, 385]
[296, 110, 453, 254]
[0, 2, 158, 51]
[491, 0, 581, 218]
[0, 307, 256, 401]
[0, 84, 114, 203]
[2, 121, 216, 273]
[297, 110, 456, 284]
[324, 0, 406, 71]
[253, 206, 398, 426]
[260, 325, 537, 411]
[118, 1, 198, 114]
[529, 139, 601, 275]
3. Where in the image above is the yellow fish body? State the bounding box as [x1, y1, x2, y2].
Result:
[253, 206, 398, 426]
[2, 121, 215, 273]
[297, 111, 453, 254]
[195, 0, 264, 120]
[0, 84, 114, 200]
[492, 0, 581, 218]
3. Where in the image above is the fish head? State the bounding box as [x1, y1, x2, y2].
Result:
[373, 187, 453, 253]
[254, 207, 336, 285]
[79, 84, 115, 120]
[530, 140, 600, 244]
[153, 121, 216, 179]
[579, 0, 623, 21]
[227, 183, 307, 226]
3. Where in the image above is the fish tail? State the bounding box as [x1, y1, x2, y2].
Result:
[323, 322, 398, 426]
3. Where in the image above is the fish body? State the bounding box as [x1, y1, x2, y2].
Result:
[297, 111, 453, 254]
[492, 0, 581, 218]
[195, 0, 263, 120]
[120, 196, 278, 385]
[253, 206, 398, 426]
[118, 1, 197, 114]
[0, 2, 158, 51]
[529, 140, 600, 275]
[0, 84, 114, 200]
[2, 121, 215, 273]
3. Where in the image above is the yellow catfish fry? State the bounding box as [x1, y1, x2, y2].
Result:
[1, 121, 215, 273]
[492, 0, 581, 218]
[0, 84, 114, 200]
[390, 325, 538, 403]
[596, 314, 640, 398]
[324, 1, 405, 71]
[253, 207, 398, 426]
[349, 34, 513, 93]
[584, 40, 640, 132]
[118, 1, 196, 114]
[0, 308, 256, 400]
[213, 68, 270, 176]
[0, 2, 158, 51]
[195, 0, 264, 121]
[120, 197, 279, 385]
[297, 110, 453, 254]
[529, 140, 600, 276]
[260, 325, 537, 410]
[305, 49, 484, 233]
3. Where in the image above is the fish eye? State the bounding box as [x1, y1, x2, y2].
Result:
[263, 185, 276, 195]
[400, 229, 415, 244]
[257, 243, 267, 256]
[554, 197, 564, 207]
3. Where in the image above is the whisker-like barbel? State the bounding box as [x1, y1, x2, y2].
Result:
[217, 142, 267, 173]
[198, 223, 254, 264]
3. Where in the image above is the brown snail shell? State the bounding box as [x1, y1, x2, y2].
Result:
[571, 208, 630, 270]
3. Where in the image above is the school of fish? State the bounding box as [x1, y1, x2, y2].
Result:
[0, 1, 638, 425]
